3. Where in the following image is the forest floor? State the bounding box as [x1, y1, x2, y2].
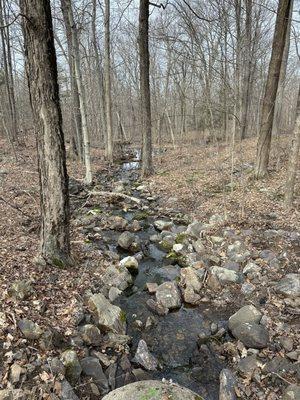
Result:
[0, 134, 299, 400]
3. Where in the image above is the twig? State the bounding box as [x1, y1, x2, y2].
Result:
[0, 196, 31, 217]
[89, 191, 141, 204]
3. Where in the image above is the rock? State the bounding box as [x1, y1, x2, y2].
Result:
[49, 357, 65, 375]
[102, 380, 200, 400]
[182, 287, 201, 304]
[280, 337, 294, 352]
[241, 283, 255, 295]
[210, 266, 239, 283]
[133, 340, 158, 371]
[243, 262, 262, 275]
[186, 221, 205, 238]
[107, 216, 128, 231]
[146, 282, 158, 293]
[227, 241, 250, 263]
[237, 355, 259, 378]
[156, 282, 182, 310]
[10, 363, 24, 383]
[130, 220, 141, 232]
[192, 239, 205, 254]
[80, 324, 102, 346]
[211, 236, 224, 245]
[8, 280, 33, 300]
[117, 231, 136, 250]
[219, 369, 237, 400]
[108, 287, 122, 302]
[223, 261, 240, 272]
[17, 318, 43, 340]
[209, 214, 226, 225]
[119, 256, 138, 272]
[60, 379, 80, 400]
[180, 266, 203, 293]
[105, 332, 131, 348]
[231, 323, 269, 348]
[101, 265, 132, 291]
[275, 274, 300, 298]
[154, 220, 173, 231]
[158, 236, 175, 252]
[173, 243, 184, 253]
[61, 350, 82, 384]
[81, 357, 109, 392]
[282, 385, 300, 400]
[228, 305, 262, 331]
[146, 299, 168, 316]
[87, 293, 126, 334]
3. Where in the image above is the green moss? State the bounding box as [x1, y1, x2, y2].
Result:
[134, 211, 149, 221]
[158, 239, 173, 252]
[166, 251, 187, 267]
[175, 233, 188, 244]
[120, 310, 127, 323]
[140, 388, 159, 400]
[88, 208, 102, 215]
[52, 258, 65, 269]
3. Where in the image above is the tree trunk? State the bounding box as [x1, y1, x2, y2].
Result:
[61, 0, 92, 184]
[20, 0, 71, 266]
[285, 86, 300, 206]
[272, 0, 293, 137]
[139, 0, 153, 176]
[104, 0, 114, 163]
[255, 0, 292, 178]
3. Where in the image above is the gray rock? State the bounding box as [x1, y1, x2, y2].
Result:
[133, 340, 158, 371]
[87, 293, 126, 334]
[223, 261, 240, 272]
[154, 220, 173, 231]
[241, 283, 256, 295]
[231, 323, 269, 349]
[219, 369, 237, 400]
[180, 267, 203, 293]
[243, 262, 262, 275]
[80, 324, 102, 346]
[156, 282, 182, 310]
[210, 266, 239, 283]
[101, 265, 133, 291]
[186, 221, 205, 238]
[8, 280, 33, 300]
[105, 332, 131, 348]
[107, 215, 128, 231]
[108, 287, 122, 302]
[119, 256, 139, 272]
[155, 265, 181, 282]
[146, 299, 168, 316]
[117, 231, 136, 250]
[275, 274, 300, 298]
[61, 379, 80, 400]
[61, 350, 82, 384]
[192, 239, 205, 254]
[227, 241, 250, 263]
[228, 305, 262, 331]
[173, 243, 184, 253]
[17, 319, 43, 340]
[282, 385, 300, 400]
[209, 214, 226, 225]
[81, 357, 109, 392]
[237, 355, 259, 378]
[49, 357, 65, 375]
[102, 380, 200, 400]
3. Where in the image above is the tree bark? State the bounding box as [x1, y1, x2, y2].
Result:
[285, 86, 300, 206]
[139, 0, 153, 176]
[255, 0, 293, 178]
[20, 0, 71, 266]
[104, 0, 114, 163]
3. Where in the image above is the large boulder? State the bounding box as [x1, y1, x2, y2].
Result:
[87, 293, 126, 334]
[102, 380, 202, 400]
[156, 282, 182, 310]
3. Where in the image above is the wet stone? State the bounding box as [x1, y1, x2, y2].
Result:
[156, 281, 182, 310]
[133, 339, 158, 371]
[228, 305, 262, 331]
[231, 323, 269, 349]
[81, 357, 109, 392]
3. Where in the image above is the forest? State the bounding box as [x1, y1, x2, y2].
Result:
[0, 0, 299, 399]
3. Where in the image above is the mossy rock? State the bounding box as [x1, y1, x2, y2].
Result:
[175, 232, 188, 244]
[166, 251, 187, 267]
[134, 211, 149, 221]
[102, 380, 203, 400]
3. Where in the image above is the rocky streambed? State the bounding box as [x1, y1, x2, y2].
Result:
[1, 156, 299, 400]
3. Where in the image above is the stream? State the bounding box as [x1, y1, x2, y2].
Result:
[89, 152, 230, 400]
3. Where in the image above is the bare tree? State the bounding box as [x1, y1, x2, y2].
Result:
[255, 0, 293, 178]
[104, 0, 114, 163]
[20, 0, 71, 266]
[139, 0, 153, 176]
